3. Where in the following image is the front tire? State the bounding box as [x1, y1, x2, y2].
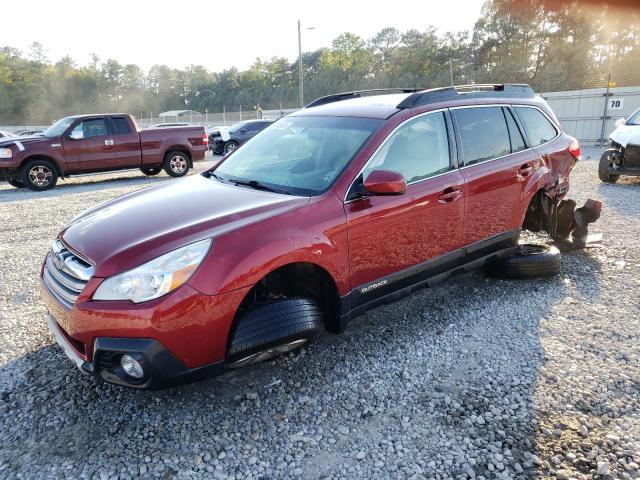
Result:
[163, 151, 190, 177]
[598, 149, 620, 183]
[486, 244, 561, 279]
[223, 141, 239, 155]
[20, 159, 58, 191]
[227, 298, 323, 368]
[140, 166, 162, 176]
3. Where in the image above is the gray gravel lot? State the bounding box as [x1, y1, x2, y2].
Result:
[0, 149, 639, 479]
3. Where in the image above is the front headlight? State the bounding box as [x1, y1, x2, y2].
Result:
[0, 148, 13, 159]
[93, 239, 211, 303]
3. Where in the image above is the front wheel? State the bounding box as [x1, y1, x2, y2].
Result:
[20, 159, 59, 191]
[598, 149, 620, 183]
[227, 298, 323, 369]
[140, 166, 162, 176]
[163, 151, 190, 177]
[223, 141, 239, 155]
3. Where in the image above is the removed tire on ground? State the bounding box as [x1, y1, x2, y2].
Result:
[227, 298, 323, 368]
[486, 244, 561, 279]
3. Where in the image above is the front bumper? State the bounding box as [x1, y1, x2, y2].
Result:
[41, 271, 252, 389]
[47, 313, 226, 389]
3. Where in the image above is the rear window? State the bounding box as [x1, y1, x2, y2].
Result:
[514, 107, 558, 146]
[112, 117, 131, 134]
[453, 106, 511, 166]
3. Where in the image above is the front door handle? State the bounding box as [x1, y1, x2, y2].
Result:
[104, 139, 114, 146]
[517, 164, 533, 177]
[438, 187, 462, 203]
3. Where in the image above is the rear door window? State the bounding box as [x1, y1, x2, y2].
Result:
[514, 107, 558, 146]
[111, 117, 132, 134]
[453, 107, 511, 166]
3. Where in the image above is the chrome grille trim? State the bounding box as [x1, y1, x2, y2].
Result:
[43, 241, 94, 308]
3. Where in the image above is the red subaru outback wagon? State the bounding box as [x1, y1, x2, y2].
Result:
[41, 84, 581, 389]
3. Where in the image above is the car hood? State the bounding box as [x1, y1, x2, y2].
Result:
[0, 135, 49, 147]
[61, 174, 310, 277]
[610, 124, 640, 148]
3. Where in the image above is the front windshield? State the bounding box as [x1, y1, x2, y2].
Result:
[213, 116, 382, 196]
[43, 117, 75, 137]
[626, 108, 640, 126]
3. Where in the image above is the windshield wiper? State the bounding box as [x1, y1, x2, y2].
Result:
[209, 172, 229, 184]
[230, 178, 289, 194]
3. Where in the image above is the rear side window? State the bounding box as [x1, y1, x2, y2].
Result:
[514, 107, 558, 146]
[112, 117, 132, 134]
[504, 108, 526, 153]
[453, 107, 511, 166]
[362, 111, 451, 183]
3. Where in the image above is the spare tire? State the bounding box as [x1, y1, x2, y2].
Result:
[227, 298, 323, 368]
[486, 244, 561, 279]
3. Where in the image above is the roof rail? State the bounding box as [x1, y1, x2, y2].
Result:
[396, 84, 536, 109]
[305, 88, 420, 109]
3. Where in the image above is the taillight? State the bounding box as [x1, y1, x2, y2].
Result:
[568, 138, 581, 160]
[202, 132, 208, 145]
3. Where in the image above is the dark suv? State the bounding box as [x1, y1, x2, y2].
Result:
[212, 119, 274, 155]
[42, 85, 584, 389]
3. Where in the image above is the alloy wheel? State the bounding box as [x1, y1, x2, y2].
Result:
[28, 165, 53, 187]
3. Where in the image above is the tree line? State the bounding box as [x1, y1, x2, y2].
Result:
[0, 0, 638, 125]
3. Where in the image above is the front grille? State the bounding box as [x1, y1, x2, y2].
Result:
[42, 240, 94, 309]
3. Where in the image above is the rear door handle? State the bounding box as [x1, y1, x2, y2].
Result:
[104, 139, 114, 146]
[438, 187, 463, 203]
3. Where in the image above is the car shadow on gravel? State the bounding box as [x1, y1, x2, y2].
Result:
[0, 252, 605, 478]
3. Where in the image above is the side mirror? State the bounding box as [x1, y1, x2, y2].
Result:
[615, 118, 626, 128]
[69, 130, 84, 140]
[363, 170, 407, 196]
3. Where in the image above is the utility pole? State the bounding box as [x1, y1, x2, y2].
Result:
[298, 20, 304, 108]
[449, 59, 454, 86]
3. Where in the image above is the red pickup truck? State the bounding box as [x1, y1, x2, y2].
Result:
[0, 113, 207, 190]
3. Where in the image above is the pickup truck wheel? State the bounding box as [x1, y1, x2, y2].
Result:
[227, 298, 323, 369]
[21, 159, 58, 191]
[486, 244, 561, 279]
[7, 178, 24, 188]
[140, 167, 162, 176]
[223, 141, 239, 155]
[598, 150, 620, 183]
[163, 151, 190, 177]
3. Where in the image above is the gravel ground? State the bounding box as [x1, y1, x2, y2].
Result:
[0, 149, 639, 479]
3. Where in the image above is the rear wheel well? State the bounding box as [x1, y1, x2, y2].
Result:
[235, 262, 341, 334]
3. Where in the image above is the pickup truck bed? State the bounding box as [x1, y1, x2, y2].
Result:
[0, 113, 207, 191]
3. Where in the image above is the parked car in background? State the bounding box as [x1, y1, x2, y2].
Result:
[41, 85, 588, 389]
[0, 130, 14, 138]
[211, 119, 274, 155]
[0, 113, 207, 190]
[599, 107, 640, 183]
[15, 129, 44, 136]
[206, 125, 229, 154]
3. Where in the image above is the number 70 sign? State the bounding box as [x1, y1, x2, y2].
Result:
[609, 98, 624, 110]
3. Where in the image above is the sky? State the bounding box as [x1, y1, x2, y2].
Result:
[0, 0, 485, 72]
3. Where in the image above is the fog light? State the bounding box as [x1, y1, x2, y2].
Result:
[120, 354, 144, 379]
